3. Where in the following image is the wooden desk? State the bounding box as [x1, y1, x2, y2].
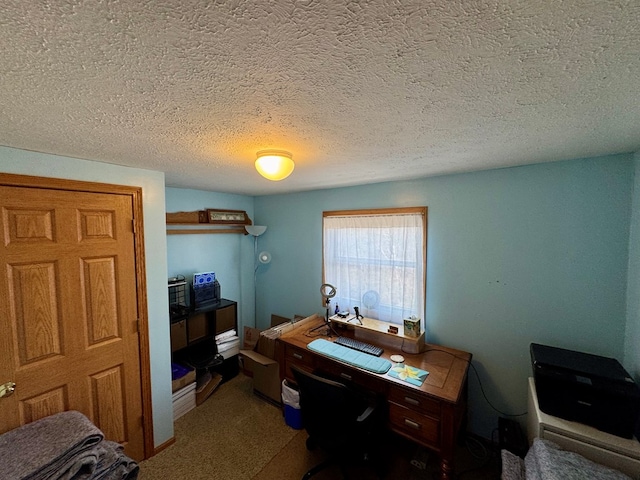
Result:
[276, 317, 472, 480]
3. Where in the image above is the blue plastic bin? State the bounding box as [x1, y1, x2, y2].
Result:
[282, 380, 302, 429]
[284, 404, 302, 429]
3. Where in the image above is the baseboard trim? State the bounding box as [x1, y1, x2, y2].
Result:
[152, 436, 176, 457]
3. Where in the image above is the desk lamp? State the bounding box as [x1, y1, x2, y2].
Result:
[311, 283, 337, 336]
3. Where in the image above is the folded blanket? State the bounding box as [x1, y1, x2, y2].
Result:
[524, 438, 631, 480]
[501, 449, 525, 480]
[93, 441, 139, 480]
[0, 411, 104, 480]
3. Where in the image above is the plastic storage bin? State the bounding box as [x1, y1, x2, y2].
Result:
[282, 379, 302, 429]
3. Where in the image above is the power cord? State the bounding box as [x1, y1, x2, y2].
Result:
[454, 431, 502, 480]
[422, 347, 527, 418]
[304, 321, 341, 338]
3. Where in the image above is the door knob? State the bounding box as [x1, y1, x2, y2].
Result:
[0, 382, 16, 398]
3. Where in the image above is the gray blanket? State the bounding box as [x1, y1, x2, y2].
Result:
[92, 441, 139, 480]
[0, 411, 104, 480]
[502, 438, 631, 480]
[0, 411, 138, 480]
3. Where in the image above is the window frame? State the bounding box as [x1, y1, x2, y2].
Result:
[322, 206, 428, 326]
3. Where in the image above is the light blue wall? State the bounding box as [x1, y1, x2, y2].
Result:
[164, 188, 256, 331]
[625, 152, 640, 381]
[4, 146, 636, 445]
[254, 154, 635, 438]
[0, 147, 174, 448]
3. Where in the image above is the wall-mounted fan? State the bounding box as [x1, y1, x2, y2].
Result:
[258, 251, 271, 264]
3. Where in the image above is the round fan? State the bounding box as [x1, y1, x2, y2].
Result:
[362, 290, 380, 309]
[258, 251, 272, 264]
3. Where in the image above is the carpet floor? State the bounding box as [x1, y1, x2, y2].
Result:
[139, 374, 297, 479]
[254, 426, 502, 480]
[139, 373, 501, 479]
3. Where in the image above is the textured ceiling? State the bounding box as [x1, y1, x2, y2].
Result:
[1, 1, 639, 195]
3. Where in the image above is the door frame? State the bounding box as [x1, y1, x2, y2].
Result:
[0, 172, 155, 459]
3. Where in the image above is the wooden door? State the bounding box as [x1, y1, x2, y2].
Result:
[0, 184, 145, 460]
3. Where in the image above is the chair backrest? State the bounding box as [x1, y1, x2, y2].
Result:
[291, 365, 371, 449]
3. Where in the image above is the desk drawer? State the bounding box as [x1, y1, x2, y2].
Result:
[316, 360, 381, 392]
[285, 345, 315, 366]
[389, 387, 440, 417]
[284, 345, 315, 379]
[389, 402, 440, 446]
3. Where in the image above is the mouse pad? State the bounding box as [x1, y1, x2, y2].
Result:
[388, 364, 429, 386]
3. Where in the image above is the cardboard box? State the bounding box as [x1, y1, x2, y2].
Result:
[271, 314, 290, 327]
[195, 371, 223, 406]
[240, 324, 282, 403]
[240, 314, 320, 404]
[239, 348, 280, 404]
[403, 316, 421, 338]
[242, 326, 262, 351]
[171, 365, 196, 393]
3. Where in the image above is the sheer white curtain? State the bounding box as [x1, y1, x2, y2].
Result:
[323, 211, 425, 325]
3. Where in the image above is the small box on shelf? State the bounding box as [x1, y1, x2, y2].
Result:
[403, 316, 421, 338]
[171, 363, 196, 393]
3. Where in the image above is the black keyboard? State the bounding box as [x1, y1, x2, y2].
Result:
[334, 336, 384, 357]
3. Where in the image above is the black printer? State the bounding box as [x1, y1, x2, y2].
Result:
[530, 343, 640, 439]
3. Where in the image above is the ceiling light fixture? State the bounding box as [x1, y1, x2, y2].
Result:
[255, 149, 294, 181]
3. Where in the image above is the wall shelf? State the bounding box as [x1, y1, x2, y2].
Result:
[329, 315, 425, 353]
[166, 209, 251, 235]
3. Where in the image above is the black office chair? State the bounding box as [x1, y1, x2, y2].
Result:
[291, 365, 384, 479]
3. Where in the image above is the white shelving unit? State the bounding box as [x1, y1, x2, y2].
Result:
[527, 377, 640, 478]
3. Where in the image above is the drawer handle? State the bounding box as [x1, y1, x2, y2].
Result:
[293, 353, 303, 360]
[340, 373, 352, 381]
[404, 418, 421, 429]
[404, 396, 420, 406]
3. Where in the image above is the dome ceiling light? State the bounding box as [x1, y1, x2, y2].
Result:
[255, 149, 294, 181]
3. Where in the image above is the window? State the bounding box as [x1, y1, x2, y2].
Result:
[322, 207, 427, 326]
